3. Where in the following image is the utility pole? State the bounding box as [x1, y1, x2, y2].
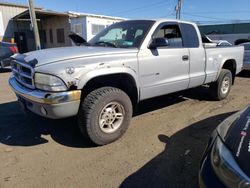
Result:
[28, 0, 41, 50]
[175, 0, 183, 20]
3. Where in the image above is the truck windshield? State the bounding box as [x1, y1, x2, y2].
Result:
[88, 20, 155, 48]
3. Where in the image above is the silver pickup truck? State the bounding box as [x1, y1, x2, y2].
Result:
[9, 19, 244, 145]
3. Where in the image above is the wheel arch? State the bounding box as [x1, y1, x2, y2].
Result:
[78, 69, 139, 107]
[219, 59, 237, 85]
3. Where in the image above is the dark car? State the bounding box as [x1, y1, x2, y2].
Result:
[199, 105, 250, 188]
[0, 41, 18, 68]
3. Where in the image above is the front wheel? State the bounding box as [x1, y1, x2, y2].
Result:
[78, 87, 133, 145]
[209, 69, 232, 101]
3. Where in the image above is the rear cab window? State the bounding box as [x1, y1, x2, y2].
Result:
[179, 23, 200, 48]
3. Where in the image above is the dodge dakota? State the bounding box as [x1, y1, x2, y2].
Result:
[9, 19, 244, 145]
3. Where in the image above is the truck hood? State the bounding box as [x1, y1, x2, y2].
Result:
[17, 46, 138, 67]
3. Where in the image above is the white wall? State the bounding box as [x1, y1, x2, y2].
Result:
[0, 4, 27, 41]
[85, 16, 121, 41]
[70, 16, 123, 42]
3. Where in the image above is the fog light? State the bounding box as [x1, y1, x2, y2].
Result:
[41, 106, 47, 115]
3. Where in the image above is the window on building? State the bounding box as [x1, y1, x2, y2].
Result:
[92, 24, 105, 35]
[42, 30, 47, 43]
[43, 30, 47, 43]
[39, 30, 47, 43]
[49, 29, 53, 43]
[56, 28, 65, 43]
[73, 23, 82, 35]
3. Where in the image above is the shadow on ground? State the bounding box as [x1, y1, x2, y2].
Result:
[0, 87, 215, 148]
[0, 67, 11, 73]
[136, 86, 213, 116]
[0, 102, 94, 148]
[237, 70, 250, 78]
[120, 112, 235, 188]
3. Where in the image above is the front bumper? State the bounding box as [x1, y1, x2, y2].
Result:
[9, 77, 81, 119]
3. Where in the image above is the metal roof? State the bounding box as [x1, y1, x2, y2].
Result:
[12, 9, 69, 20]
[68, 11, 126, 20]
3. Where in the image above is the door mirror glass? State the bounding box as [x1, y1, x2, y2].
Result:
[149, 38, 169, 49]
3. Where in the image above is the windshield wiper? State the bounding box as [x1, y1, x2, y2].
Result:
[94, 41, 117, 48]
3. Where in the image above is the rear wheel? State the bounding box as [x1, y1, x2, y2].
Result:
[78, 87, 133, 145]
[209, 69, 232, 100]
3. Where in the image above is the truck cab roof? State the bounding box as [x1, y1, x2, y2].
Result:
[123, 18, 196, 25]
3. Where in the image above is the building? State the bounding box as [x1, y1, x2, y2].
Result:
[69, 11, 125, 41]
[199, 23, 250, 44]
[0, 1, 125, 53]
[13, 9, 71, 53]
[0, 1, 41, 42]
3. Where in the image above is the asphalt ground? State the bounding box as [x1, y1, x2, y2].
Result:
[1, 69, 250, 188]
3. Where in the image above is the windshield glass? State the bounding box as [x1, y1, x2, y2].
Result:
[89, 20, 155, 48]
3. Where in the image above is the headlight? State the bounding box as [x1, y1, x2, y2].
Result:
[217, 111, 242, 141]
[34, 73, 67, 92]
[211, 137, 250, 188]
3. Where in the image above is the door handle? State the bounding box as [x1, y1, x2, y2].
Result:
[182, 55, 189, 61]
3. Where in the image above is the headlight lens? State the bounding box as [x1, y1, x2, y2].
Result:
[34, 73, 67, 91]
[211, 137, 250, 188]
[216, 111, 242, 141]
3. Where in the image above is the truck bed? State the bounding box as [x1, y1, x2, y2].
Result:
[204, 45, 244, 84]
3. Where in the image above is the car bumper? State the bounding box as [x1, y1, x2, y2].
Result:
[9, 77, 81, 119]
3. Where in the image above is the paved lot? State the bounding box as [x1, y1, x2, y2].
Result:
[0, 68, 250, 188]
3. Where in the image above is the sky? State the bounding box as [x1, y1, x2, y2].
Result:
[2, 0, 250, 24]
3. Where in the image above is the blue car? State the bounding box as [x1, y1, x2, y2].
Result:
[199, 105, 250, 188]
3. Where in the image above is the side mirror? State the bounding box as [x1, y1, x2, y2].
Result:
[149, 38, 169, 49]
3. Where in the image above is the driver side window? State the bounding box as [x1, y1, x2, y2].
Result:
[153, 24, 183, 48]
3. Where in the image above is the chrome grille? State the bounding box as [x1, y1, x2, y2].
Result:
[11, 60, 35, 89]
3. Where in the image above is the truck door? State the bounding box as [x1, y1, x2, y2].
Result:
[138, 22, 190, 100]
[179, 23, 206, 88]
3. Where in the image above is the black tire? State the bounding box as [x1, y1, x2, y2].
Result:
[78, 87, 133, 145]
[209, 69, 232, 101]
